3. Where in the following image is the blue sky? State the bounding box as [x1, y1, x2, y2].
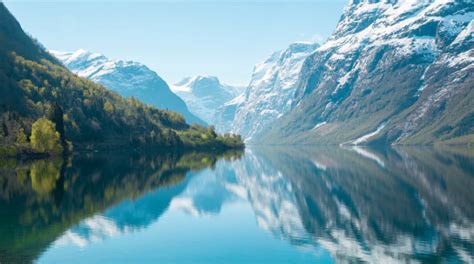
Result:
[5, 0, 346, 86]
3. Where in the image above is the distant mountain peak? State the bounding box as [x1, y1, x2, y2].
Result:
[171, 75, 242, 126]
[50, 49, 147, 81]
[217, 41, 320, 139]
[52, 49, 206, 126]
[174, 75, 222, 90]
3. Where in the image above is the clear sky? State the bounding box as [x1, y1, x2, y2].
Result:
[5, 0, 346, 86]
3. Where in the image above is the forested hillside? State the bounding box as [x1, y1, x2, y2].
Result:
[0, 3, 243, 156]
[51, 49, 207, 126]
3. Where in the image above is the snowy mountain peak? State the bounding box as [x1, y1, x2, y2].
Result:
[51, 49, 147, 82]
[174, 75, 223, 92]
[52, 49, 107, 71]
[220, 41, 320, 140]
[51, 49, 206, 125]
[254, 42, 319, 83]
[68, 48, 104, 62]
[171, 75, 242, 125]
[334, 0, 468, 40]
[257, 0, 473, 145]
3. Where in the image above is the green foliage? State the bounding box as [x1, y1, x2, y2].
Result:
[30, 118, 63, 154]
[3, 52, 244, 151]
[0, 3, 244, 152]
[103, 100, 114, 113]
[218, 133, 244, 148]
[0, 147, 243, 262]
[8, 53, 193, 146]
[178, 125, 244, 150]
[16, 128, 27, 144]
[0, 145, 17, 157]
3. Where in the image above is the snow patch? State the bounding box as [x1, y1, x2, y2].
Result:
[351, 124, 385, 145]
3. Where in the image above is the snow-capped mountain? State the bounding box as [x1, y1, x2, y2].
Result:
[214, 93, 246, 134]
[51, 49, 206, 126]
[218, 42, 319, 140]
[259, 0, 474, 145]
[171, 75, 243, 127]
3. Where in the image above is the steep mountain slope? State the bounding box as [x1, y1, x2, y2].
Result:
[171, 75, 242, 127]
[0, 3, 242, 151]
[259, 0, 473, 145]
[218, 42, 319, 140]
[214, 93, 246, 134]
[51, 49, 206, 126]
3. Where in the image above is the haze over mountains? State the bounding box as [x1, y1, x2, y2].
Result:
[51, 51, 246, 131]
[51, 49, 206, 126]
[171, 75, 243, 127]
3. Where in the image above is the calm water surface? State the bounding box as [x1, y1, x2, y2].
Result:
[0, 147, 473, 263]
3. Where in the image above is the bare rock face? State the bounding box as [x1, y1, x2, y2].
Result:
[258, 0, 473, 145]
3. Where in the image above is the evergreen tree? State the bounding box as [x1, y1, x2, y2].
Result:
[48, 103, 66, 148]
[2, 122, 8, 137]
[207, 126, 217, 138]
[16, 128, 27, 144]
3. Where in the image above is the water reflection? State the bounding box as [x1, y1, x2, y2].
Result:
[233, 147, 474, 263]
[0, 150, 242, 263]
[0, 146, 473, 263]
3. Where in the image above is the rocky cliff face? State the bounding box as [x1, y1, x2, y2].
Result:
[218, 42, 319, 140]
[171, 75, 241, 127]
[52, 49, 206, 126]
[258, 0, 473, 145]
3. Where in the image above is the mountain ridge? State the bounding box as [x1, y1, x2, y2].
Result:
[257, 0, 473, 145]
[217, 42, 320, 140]
[171, 75, 243, 127]
[51, 49, 207, 126]
[0, 3, 243, 153]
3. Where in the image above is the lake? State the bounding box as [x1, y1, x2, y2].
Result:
[0, 146, 473, 263]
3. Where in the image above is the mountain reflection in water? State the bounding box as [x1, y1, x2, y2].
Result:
[0, 150, 243, 263]
[240, 147, 474, 263]
[0, 147, 473, 263]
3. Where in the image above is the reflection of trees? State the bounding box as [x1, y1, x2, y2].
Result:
[30, 158, 62, 195]
[0, 149, 242, 264]
[239, 146, 474, 263]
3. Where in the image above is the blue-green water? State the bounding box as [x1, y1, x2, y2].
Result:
[1, 147, 473, 263]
